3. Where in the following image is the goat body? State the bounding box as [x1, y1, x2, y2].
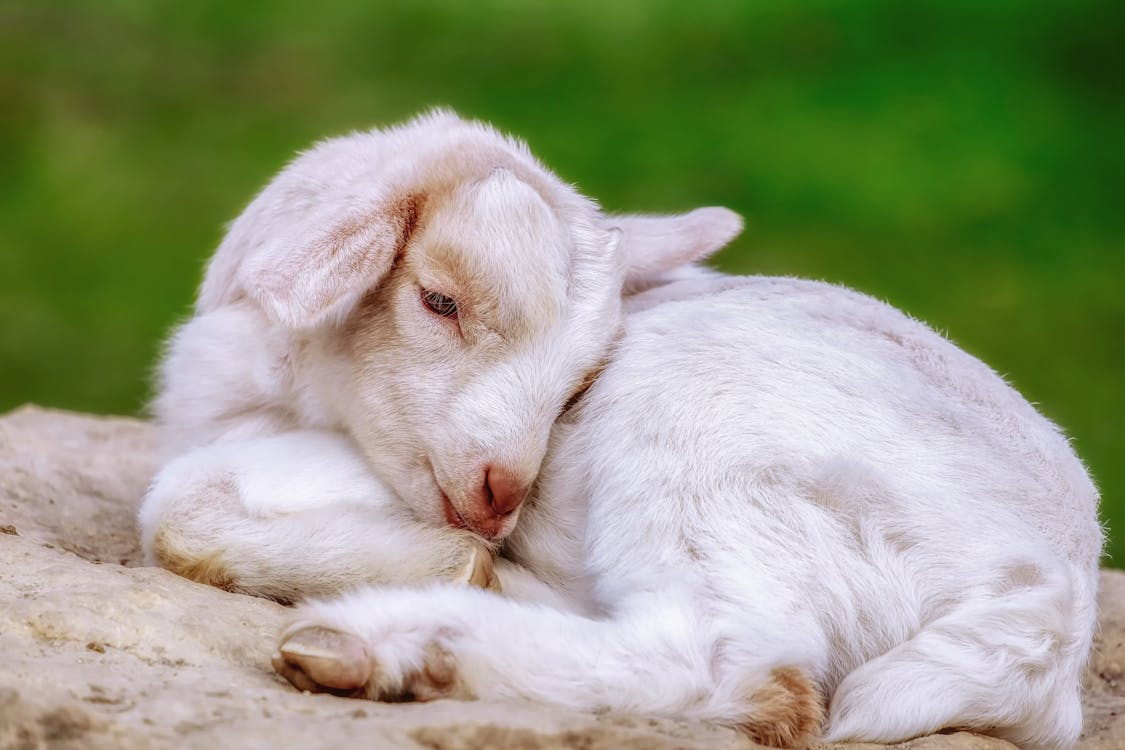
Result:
[140, 113, 1100, 749]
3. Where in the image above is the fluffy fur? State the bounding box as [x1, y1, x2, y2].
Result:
[279, 273, 1100, 749]
[140, 112, 1101, 749]
[139, 110, 739, 600]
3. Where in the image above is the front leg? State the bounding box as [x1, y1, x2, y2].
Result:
[274, 585, 823, 748]
[139, 430, 497, 603]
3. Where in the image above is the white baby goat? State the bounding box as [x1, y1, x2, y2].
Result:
[272, 268, 1101, 748]
[139, 111, 1100, 749]
[139, 110, 736, 602]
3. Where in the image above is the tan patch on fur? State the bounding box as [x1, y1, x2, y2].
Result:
[391, 193, 425, 261]
[739, 666, 824, 749]
[150, 527, 237, 593]
[995, 562, 1047, 594]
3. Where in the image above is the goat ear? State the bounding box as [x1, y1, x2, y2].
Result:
[607, 206, 743, 282]
[236, 191, 424, 329]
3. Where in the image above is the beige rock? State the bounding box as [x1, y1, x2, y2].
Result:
[0, 405, 1119, 749]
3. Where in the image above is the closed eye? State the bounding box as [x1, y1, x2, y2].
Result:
[421, 289, 458, 319]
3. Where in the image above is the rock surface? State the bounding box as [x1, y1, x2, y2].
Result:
[0, 405, 1119, 750]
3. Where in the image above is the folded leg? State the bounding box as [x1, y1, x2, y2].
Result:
[139, 430, 496, 603]
[275, 585, 823, 748]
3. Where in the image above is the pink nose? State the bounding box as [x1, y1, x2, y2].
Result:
[484, 465, 529, 516]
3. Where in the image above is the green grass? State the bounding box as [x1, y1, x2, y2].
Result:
[2, 0, 1122, 561]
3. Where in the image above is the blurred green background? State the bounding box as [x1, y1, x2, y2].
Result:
[2, 0, 1121, 560]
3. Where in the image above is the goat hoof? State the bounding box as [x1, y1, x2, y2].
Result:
[454, 543, 501, 593]
[403, 641, 470, 701]
[273, 625, 371, 694]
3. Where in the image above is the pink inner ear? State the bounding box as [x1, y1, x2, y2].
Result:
[244, 192, 427, 330]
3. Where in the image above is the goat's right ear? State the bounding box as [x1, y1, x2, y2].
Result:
[607, 206, 743, 284]
[234, 189, 424, 329]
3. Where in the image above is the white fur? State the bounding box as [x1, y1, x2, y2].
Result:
[285, 278, 1100, 748]
[141, 112, 1100, 748]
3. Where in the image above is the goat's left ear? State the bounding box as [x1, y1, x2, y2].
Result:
[236, 190, 424, 330]
[606, 207, 743, 285]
